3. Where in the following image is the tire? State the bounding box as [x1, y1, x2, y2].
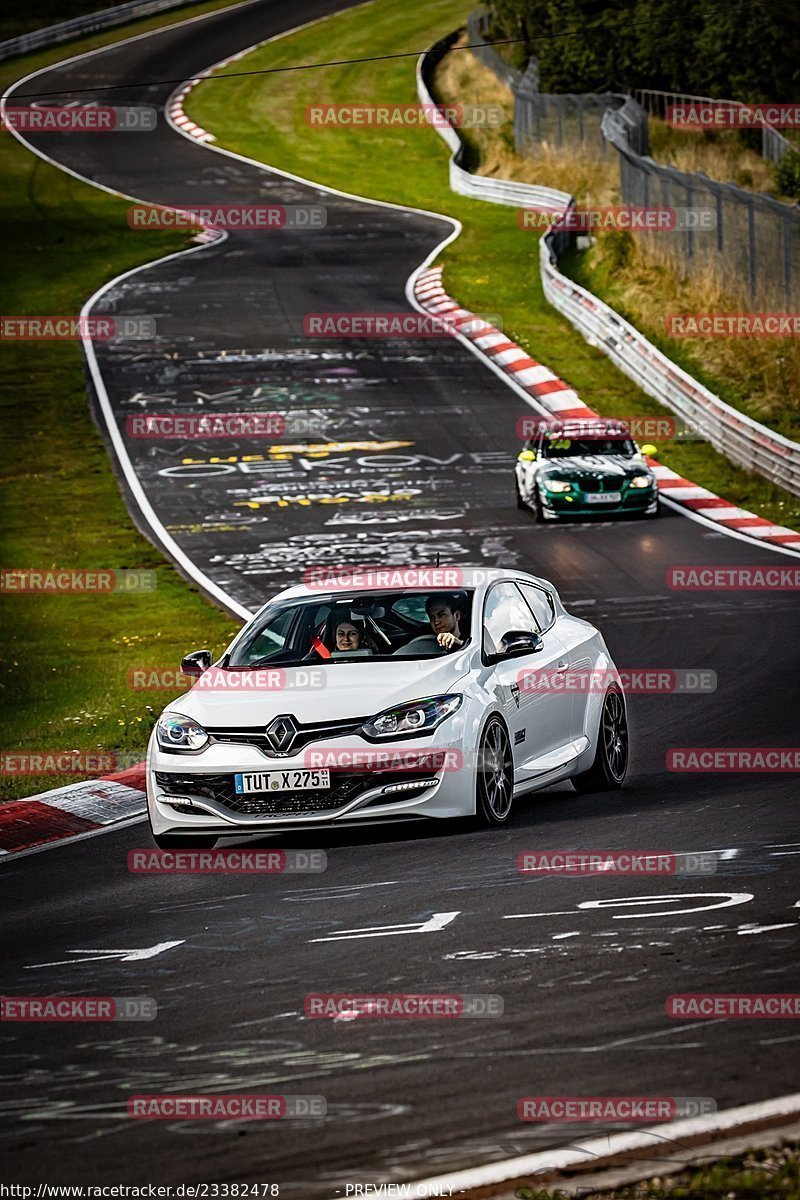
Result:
[152, 832, 219, 849]
[515, 474, 528, 511]
[534, 485, 547, 524]
[475, 716, 515, 826]
[571, 687, 628, 793]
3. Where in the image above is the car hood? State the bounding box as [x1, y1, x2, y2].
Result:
[541, 454, 651, 483]
[168, 650, 474, 727]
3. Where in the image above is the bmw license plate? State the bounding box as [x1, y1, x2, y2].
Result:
[586, 492, 621, 504]
[235, 769, 330, 794]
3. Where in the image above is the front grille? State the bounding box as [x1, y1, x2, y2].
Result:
[206, 717, 366, 758]
[155, 770, 434, 817]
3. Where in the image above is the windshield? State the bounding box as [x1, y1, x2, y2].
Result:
[541, 437, 636, 458]
[227, 590, 474, 668]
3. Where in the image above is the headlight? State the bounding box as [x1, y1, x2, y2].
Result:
[361, 695, 462, 740]
[628, 474, 653, 489]
[545, 479, 573, 493]
[157, 712, 209, 752]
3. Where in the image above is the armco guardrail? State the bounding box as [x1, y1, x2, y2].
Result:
[0, 0, 193, 61]
[418, 34, 800, 498]
[417, 35, 571, 212]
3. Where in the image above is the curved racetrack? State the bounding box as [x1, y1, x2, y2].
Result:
[2, 1, 799, 1191]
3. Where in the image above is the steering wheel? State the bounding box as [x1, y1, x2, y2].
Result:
[394, 634, 442, 655]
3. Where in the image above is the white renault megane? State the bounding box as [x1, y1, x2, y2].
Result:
[146, 569, 628, 846]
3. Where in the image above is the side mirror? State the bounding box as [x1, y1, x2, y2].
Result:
[488, 631, 543, 663]
[181, 649, 212, 677]
[640, 443, 658, 457]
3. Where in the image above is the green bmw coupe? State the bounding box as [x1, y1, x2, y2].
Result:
[515, 421, 660, 522]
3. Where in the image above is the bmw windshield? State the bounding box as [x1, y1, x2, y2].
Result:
[540, 437, 636, 458]
[226, 590, 474, 668]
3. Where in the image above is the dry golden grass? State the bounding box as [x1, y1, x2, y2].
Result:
[583, 233, 800, 433]
[648, 120, 778, 194]
[434, 34, 619, 203]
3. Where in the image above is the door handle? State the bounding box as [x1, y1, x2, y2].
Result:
[556, 660, 569, 672]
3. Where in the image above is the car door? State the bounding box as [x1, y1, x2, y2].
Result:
[482, 582, 573, 782]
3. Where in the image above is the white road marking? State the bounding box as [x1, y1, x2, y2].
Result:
[25, 941, 184, 969]
[309, 912, 459, 943]
[737, 923, 797, 935]
[505, 892, 753, 921]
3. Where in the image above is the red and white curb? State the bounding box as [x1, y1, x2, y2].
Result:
[168, 79, 216, 143]
[0, 765, 146, 856]
[415, 266, 800, 549]
[166, 42, 258, 145]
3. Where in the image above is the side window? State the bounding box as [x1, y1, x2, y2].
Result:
[483, 583, 539, 657]
[518, 582, 555, 632]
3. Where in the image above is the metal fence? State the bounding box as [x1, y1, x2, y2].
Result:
[603, 102, 800, 308]
[0, 0, 194, 62]
[468, 10, 648, 161]
[468, 7, 800, 307]
[633, 88, 794, 166]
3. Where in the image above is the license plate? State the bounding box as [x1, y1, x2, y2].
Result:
[234, 769, 330, 794]
[586, 492, 621, 504]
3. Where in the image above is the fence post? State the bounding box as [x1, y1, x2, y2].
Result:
[747, 198, 757, 302]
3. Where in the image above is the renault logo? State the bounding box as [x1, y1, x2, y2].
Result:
[264, 715, 297, 756]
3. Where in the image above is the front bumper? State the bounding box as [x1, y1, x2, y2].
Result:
[146, 727, 475, 835]
[541, 486, 657, 517]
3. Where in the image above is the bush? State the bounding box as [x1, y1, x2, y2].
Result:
[774, 150, 800, 198]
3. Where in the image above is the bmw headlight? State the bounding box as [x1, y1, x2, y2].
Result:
[157, 712, 209, 752]
[545, 479, 573, 494]
[362, 695, 462, 740]
[628, 474, 654, 489]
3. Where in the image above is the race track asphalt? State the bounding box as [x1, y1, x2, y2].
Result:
[3, 1, 799, 1191]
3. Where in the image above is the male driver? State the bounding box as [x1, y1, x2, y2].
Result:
[425, 593, 465, 651]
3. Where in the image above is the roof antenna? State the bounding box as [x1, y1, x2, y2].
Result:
[435, 551, 441, 568]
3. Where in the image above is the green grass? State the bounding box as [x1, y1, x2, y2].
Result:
[186, 0, 800, 535]
[0, 1, 254, 801]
